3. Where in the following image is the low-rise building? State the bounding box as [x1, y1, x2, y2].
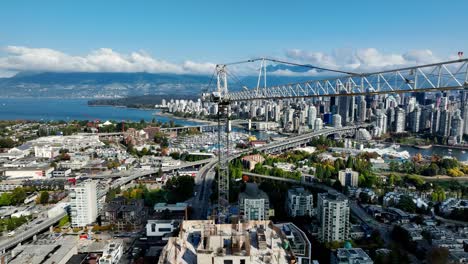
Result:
[331, 247, 373, 264]
[401, 223, 423, 241]
[432, 238, 465, 252]
[276, 223, 312, 264]
[241, 154, 265, 171]
[99, 240, 123, 264]
[158, 220, 299, 264]
[146, 220, 179, 237]
[449, 251, 468, 263]
[440, 198, 468, 215]
[102, 198, 147, 231]
[274, 162, 295, 172]
[34, 145, 60, 159]
[52, 168, 72, 177]
[153, 202, 188, 220]
[386, 207, 410, 224]
[3, 166, 54, 179]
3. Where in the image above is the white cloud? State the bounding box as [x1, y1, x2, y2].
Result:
[281, 48, 442, 75]
[0, 45, 447, 78]
[0, 46, 216, 75]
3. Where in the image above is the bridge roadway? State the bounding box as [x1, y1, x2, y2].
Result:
[90, 158, 215, 180]
[79, 124, 222, 137]
[257, 125, 366, 154]
[107, 159, 215, 189]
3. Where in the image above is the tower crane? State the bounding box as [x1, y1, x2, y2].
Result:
[202, 57, 468, 223]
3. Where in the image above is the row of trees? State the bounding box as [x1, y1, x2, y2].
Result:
[253, 163, 302, 180]
[314, 156, 378, 188]
[309, 135, 345, 151]
[170, 152, 211, 162]
[388, 157, 467, 177]
[115, 176, 195, 206]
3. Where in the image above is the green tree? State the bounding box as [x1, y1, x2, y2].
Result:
[58, 215, 70, 227]
[332, 179, 343, 192]
[165, 176, 195, 203]
[397, 195, 416, 213]
[0, 193, 13, 206]
[0, 137, 15, 148]
[11, 187, 26, 204]
[170, 152, 181, 160]
[388, 161, 400, 172]
[431, 187, 446, 202]
[38, 191, 50, 204]
[346, 156, 354, 169]
[440, 158, 459, 170]
[426, 247, 449, 264]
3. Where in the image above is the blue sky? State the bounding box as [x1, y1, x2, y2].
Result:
[0, 0, 466, 76]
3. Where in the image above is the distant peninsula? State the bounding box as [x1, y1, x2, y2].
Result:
[88, 94, 198, 109]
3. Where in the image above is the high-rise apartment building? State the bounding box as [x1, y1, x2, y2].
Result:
[317, 191, 350, 243]
[338, 168, 359, 187]
[394, 108, 406, 133]
[286, 187, 314, 217]
[308, 105, 317, 129]
[70, 180, 98, 227]
[239, 183, 270, 221]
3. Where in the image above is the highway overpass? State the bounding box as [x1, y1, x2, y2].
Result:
[0, 213, 66, 253]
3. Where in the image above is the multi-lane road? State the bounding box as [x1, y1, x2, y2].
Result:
[0, 212, 66, 253]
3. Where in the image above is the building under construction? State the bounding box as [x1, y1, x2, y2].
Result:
[158, 220, 311, 264]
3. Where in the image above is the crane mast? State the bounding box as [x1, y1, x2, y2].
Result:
[201, 65, 231, 223]
[216, 65, 231, 224]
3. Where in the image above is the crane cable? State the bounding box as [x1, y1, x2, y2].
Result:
[264, 58, 360, 76]
[219, 57, 360, 76]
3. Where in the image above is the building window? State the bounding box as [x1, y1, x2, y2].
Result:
[223, 260, 233, 264]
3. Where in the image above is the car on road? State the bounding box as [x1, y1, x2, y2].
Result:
[7, 231, 15, 237]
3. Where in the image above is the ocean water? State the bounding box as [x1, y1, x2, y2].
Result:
[0, 98, 203, 126]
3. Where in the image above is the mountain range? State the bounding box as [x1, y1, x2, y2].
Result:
[0, 72, 212, 98]
[0, 70, 324, 98]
